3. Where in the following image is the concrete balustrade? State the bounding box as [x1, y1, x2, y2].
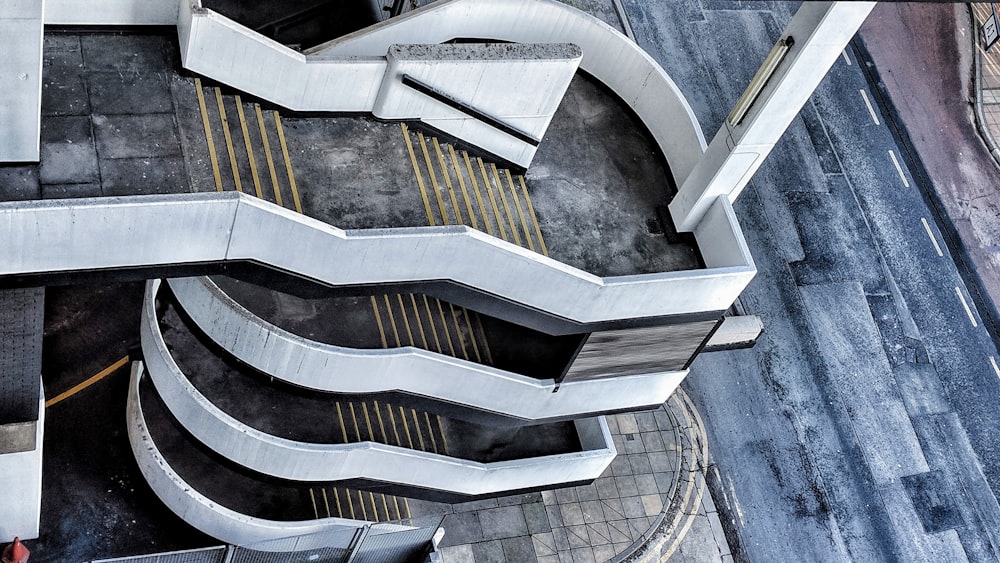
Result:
[0, 192, 753, 325]
[127, 363, 380, 548]
[142, 280, 617, 494]
[168, 276, 687, 420]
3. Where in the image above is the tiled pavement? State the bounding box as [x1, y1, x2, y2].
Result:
[430, 389, 733, 562]
[973, 3, 1000, 160]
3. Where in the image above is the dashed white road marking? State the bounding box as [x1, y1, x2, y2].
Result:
[859, 89, 880, 125]
[888, 150, 910, 187]
[956, 286, 979, 328]
[842, 49, 852, 65]
[990, 356, 1000, 379]
[921, 218, 944, 257]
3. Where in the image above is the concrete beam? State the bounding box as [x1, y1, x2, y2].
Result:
[669, 2, 875, 232]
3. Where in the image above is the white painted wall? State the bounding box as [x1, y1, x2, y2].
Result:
[0, 389, 43, 541]
[0, 1, 43, 161]
[0, 193, 754, 323]
[168, 277, 687, 420]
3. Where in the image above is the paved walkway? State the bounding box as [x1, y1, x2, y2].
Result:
[435, 388, 732, 563]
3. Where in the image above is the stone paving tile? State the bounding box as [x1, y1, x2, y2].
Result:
[622, 495, 646, 519]
[552, 527, 570, 551]
[438, 544, 474, 562]
[497, 492, 541, 507]
[565, 524, 591, 548]
[628, 453, 654, 474]
[641, 494, 664, 516]
[554, 487, 579, 504]
[439, 511, 484, 546]
[41, 183, 101, 199]
[0, 167, 40, 201]
[576, 482, 599, 502]
[88, 71, 173, 115]
[523, 502, 551, 534]
[559, 502, 585, 526]
[92, 113, 182, 159]
[478, 505, 528, 540]
[501, 536, 535, 561]
[98, 156, 188, 196]
[545, 504, 564, 528]
[616, 413, 639, 434]
[39, 115, 98, 185]
[594, 543, 617, 561]
[537, 556, 559, 563]
[609, 455, 631, 476]
[647, 450, 672, 473]
[641, 430, 666, 452]
[636, 473, 659, 495]
[635, 411, 657, 432]
[471, 539, 505, 563]
[607, 520, 633, 543]
[586, 522, 612, 546]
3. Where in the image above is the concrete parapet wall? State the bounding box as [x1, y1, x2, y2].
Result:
[0, 1, 43, 161]
[143, 280, 616, 494]
[309, 0, 707, 189]
[45, 0, 178, 25]
[0, 193, 753, 323]
[168, 277, 686, 420]
[126, 363, 374, 547]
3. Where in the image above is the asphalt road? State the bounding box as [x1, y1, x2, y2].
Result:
[624, 2, 1000, 561]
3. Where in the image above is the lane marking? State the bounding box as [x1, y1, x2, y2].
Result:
[991, 356, 1000, 379]
[193, 78, 223, 192]
[46, 355, 129, 407]
[255, 104, 283, 207]
[214, 88, 243, 192]
[234, 96, 263, 199]
[274, 112, 302, 213]
[842, 49, 852, 65]
[401, 124, 435, 225]
[859, 89, 880, 125]
[888, 150, 910, 187]
[956, 286, 979, 328]
[921, 218, 944, 257]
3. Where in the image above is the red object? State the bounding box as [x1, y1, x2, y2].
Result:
[2, 537, 29, 563]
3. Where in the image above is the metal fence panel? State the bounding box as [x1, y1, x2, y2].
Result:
[228, 544, 351, 563]
[92, 545, 228, 563]
[350, 516, 443, 563]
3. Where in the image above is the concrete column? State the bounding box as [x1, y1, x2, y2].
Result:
[0, 0, 44, 162]
[669, 2, 875, 232]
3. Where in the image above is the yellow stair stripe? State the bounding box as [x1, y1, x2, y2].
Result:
[193, 78, 223, 192]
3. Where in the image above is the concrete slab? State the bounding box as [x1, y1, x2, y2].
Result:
[0, 166, 41, 201]
[88, 71, 173, 115]
[98, 156, 188, 196]
[39, 115, 98, 185]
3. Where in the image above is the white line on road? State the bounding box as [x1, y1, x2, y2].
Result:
[888, 150, 910, 187]
[921, 218, 944, 257]
[956, 286, 979, 328]
[859, 89, 880, 125]
[842, 49, 852, 65]
[991, 356, 1000, 379]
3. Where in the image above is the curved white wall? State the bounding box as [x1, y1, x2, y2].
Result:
[127, 362, 374, 548]
[168, 276, 687, 419]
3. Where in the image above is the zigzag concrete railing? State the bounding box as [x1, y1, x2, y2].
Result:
[168, 276, 685, 420]
[127, 363, 388, 548]
[143, 280, 617, 493]
[0, 192, 752, 324]
[307, 0, 707, 190]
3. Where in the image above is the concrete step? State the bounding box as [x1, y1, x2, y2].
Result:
[193, 79, 301, 213]
[400, 124, 549, 256]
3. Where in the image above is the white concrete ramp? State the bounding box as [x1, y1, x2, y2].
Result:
[0, 2, 43, 161]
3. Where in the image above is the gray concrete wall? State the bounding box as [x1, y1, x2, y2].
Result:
[0, 1, 43, 161]
[0, 193, 753, 323]
[126, 363, 376, 547]
[168, 277, 687, 420]
[143, 280, 616, 494]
